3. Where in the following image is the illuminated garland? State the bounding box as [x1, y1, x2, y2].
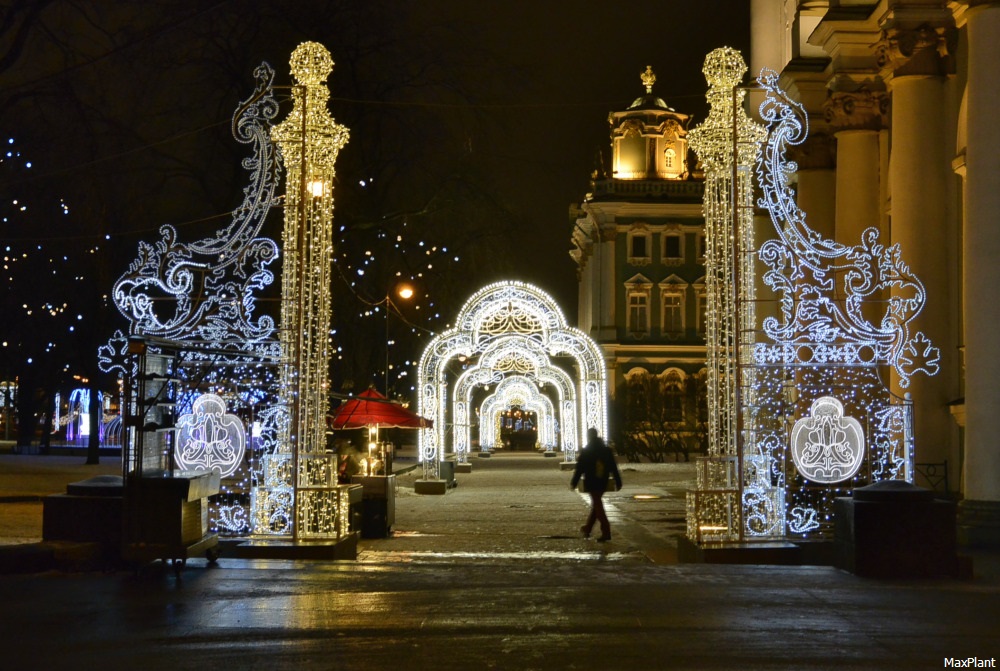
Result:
[270, 42, 349, 540]
[687, 47, 766, 460]
[418, 281, 606, 480]
[98, 44, 353, 543]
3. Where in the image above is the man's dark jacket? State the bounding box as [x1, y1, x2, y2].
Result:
[571, 438, 622, 494]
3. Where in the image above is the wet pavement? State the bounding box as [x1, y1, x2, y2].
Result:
[1, 452, 999, 670]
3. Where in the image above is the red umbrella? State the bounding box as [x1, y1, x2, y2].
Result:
[328, 388, 433, 430]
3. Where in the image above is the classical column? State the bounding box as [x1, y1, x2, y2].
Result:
[826, 90, 887, 244]
[960, 1, 1000, 546]
[881, 21, 960, 472]
[789, 133, 836, 241]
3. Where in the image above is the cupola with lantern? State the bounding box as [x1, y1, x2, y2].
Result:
[608, 66, 691, 181]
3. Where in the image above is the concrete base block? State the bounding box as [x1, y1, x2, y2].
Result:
[455, 463, 473, 473]
[477, 452, 492, 458]
[958, 499, 1000, 549]
[835, 481, 961, 578]
[559, 461, 576, 471]
[224, 533, 358, 560]
[678, 536, 804, 565]
[415, 479, 448, 495]
[543, 452, 559, 458]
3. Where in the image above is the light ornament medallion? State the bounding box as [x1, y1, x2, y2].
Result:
[176, 394, 247, 477]
[790, 397, 864, 484]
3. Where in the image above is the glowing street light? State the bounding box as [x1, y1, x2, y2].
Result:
[385, 282, 415, 396]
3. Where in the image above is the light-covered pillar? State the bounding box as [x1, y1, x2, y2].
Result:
[883, 22, 960, 471]
[960, 1, 1000, 546]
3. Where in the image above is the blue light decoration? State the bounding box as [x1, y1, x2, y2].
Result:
[686, 50, 940, 544]
[64, 388, 103, 444]
[98, 61, 286, 537]
[175, 393, 247, 478]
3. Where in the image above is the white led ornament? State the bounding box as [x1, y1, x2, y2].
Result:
[790, 396, 864, 484]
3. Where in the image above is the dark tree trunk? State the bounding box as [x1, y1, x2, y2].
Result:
[85, 381, 101, 465]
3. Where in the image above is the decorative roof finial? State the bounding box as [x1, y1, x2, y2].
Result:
[641, 65, 656, 94]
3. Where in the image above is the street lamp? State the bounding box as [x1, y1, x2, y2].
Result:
[384, 282, 414, 396]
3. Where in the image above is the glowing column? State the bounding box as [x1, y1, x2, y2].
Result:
[961, 2, 1000, 544]
[689, 48, 766, 458]
[271, 42, 349, 538]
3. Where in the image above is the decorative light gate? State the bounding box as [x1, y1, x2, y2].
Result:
[418, 281, 607, 481]
[687, 49, 940, 544]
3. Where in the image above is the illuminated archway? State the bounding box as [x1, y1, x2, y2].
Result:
[479, 375, 557, 452]
[418, 281, 607, 481]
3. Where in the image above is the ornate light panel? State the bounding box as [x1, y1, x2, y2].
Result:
[686, 50, 941, 544]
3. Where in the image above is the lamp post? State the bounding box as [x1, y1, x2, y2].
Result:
[384, 282, 414, 397]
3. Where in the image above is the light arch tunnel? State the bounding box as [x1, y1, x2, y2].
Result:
[417, 281, 608, 481]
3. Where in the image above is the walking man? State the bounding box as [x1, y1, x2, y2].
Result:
[571, 428, 622, 542]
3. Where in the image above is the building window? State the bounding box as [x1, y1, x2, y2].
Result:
[662, 292, 684, 336]
[628, 229, 651, 265]
[632, 235, 647, 258]
[697, 232, 707, 262]
[662, 370, 685, 423]
[665, 147, 676, 170]
[663, 233, 682, 262]
[628, 292, 649, 338]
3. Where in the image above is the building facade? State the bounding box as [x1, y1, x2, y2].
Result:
[751, 0, 1000, 546]
[570, 68, 708, 460]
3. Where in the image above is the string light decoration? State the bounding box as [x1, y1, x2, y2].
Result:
[102, 61, 282, 352]
[478, 375, 557, 451]
[99, 45, 354, 543]
[98, 61, 285, 538]
[64, 388, 104, 444]
[687, 47, 766, 461]
[418, 281, 605, 481]
[685, 52, 941, 544]
[175, 393, 247, 478]
[790, 396, 865, 484]
[270, 42, 349, 540]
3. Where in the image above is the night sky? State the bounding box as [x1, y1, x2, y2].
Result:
[1, 0, 750, 394]
[409, 0, 752, 308]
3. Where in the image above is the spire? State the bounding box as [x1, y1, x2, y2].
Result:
[641, 65, 656, 94]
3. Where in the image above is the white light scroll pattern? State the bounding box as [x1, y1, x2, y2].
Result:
[419, 281, 606, 481]
[454, 360, 575, 459]
[754, 68, 940, 386]
[103, 62, 282, 352]
[790, 397, 864, 484]
[453, 367, 503, 461]
[175, 393, 247, 478]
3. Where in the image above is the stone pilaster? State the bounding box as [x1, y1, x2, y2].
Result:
[958, 1, 1000, 547]
[597, 226, 617, 342]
